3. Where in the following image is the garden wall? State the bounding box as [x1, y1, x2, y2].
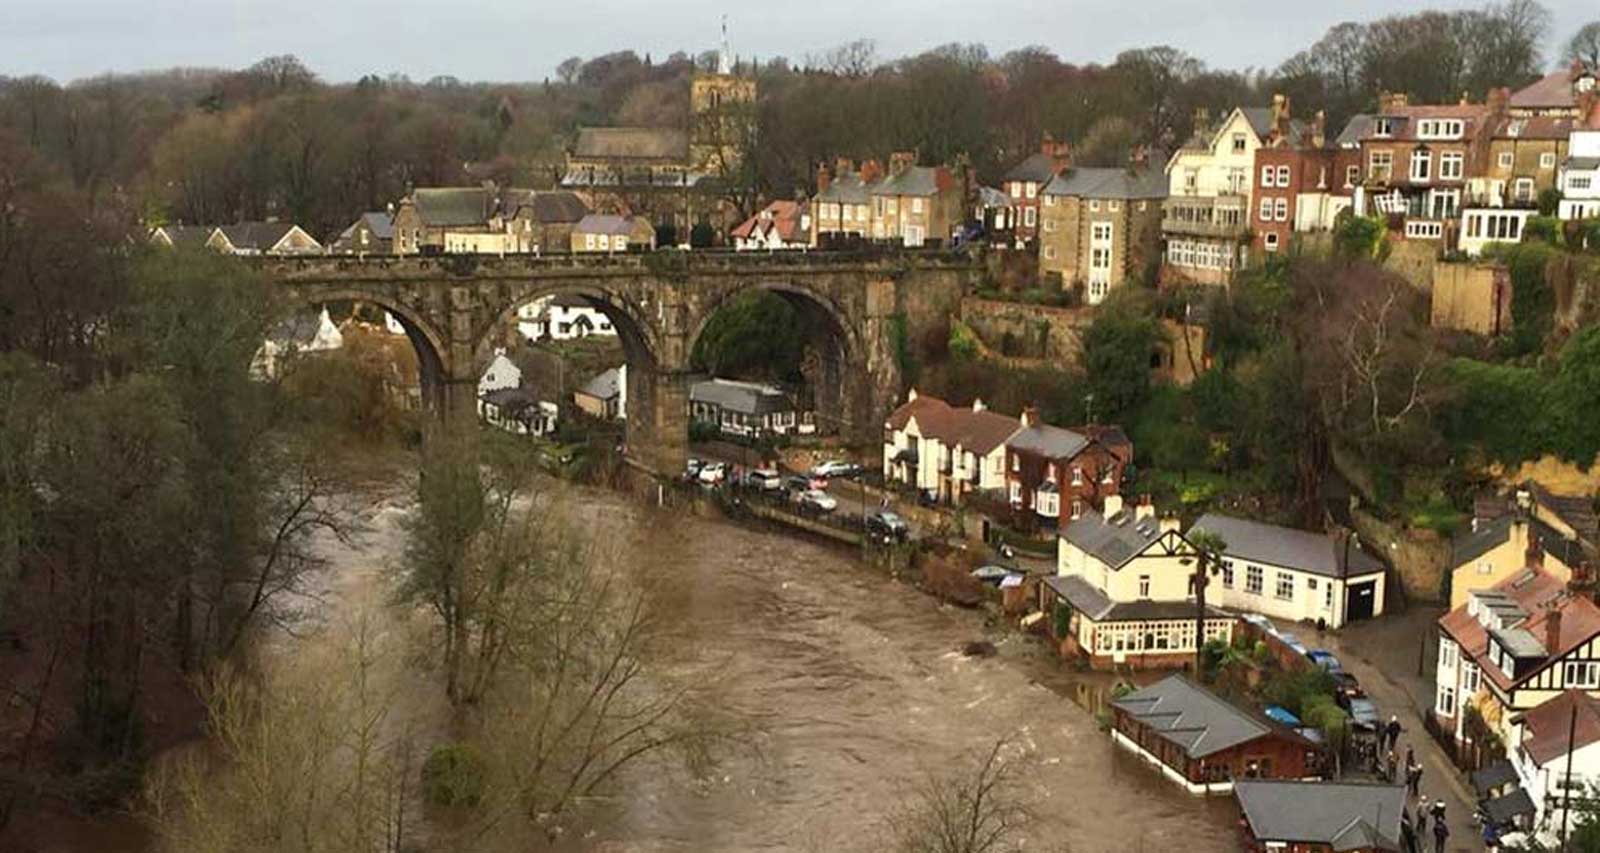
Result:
[957, 297, 1089, 363]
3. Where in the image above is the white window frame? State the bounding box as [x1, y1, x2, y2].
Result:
[1264, 232, 1280, 253]
[1410, 150, 1431, 182]
[1439, 638, 1459, 669]
[1261, 165, 1275, 188]
[1275, 165, 1290, 186]
[1498, 151, 1515, 169]
[1565, 661, 1600, 689]
[1274, 198, 1289, 222]
[1440, 151, 1464, 181]
[1259, 197, 1273, 221]
[1346, 165, 1359, 187]
[1246, 566, 1264, 595]
[1023, 206, 1036, 227]
[1437, 684, 1457, 717]
[1540, 153, 1557, 170]
[1275, 572, 1295, 601]
[1024, 183, 1037, 199]
[912, 198, 924, 214]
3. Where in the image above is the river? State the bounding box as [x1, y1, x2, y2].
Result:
[296, 467, 1241, 853]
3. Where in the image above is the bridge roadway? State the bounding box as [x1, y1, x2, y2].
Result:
[250, 248, 979, 476]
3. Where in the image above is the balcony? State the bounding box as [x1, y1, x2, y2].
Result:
[1162, 195, 1250, 239]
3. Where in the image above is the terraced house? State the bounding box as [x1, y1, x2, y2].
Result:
[391, 184, 589, 254]
[1349, 92, 1496, 249]
[1037, 154, 1166, 304]
[882, 390, 1019, 503]
[810, 155, 964, 247]
[1000, 135, 1072, 244]
[1162, 106, 1278, 286]
[1248, 96, 1356, 255]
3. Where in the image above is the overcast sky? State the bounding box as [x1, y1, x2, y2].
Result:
[4, 0, 1595, 84]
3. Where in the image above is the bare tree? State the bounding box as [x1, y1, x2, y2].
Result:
[1567, 21, 1600, 69]
[885, 738, 1031, 853]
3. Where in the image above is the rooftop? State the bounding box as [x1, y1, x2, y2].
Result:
[1439, 568, 1600, 692]
[884, 392, 1021, 456]
[1042, 166, 1167, 200]
[571, 126, 689, 162]
[1190, 513, 1384, 579]
[1517, 690, 1600, 767]
[690, 378, 796, 416]
[578, 366, 623, 401]
[1006, 422, 1088, 460]
[1233, 780, 1405, 851]
[1060, 507, 1166, 570]
[1112, 674, 1290, 759]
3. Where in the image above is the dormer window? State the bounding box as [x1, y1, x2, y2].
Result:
[1417, 119, 1464, 140]
[1373, 118, 1395, 137]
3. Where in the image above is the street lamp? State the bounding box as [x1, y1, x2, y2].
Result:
[1180, 529, 1229, 677]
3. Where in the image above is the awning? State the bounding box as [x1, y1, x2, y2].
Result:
[1471, 761, 1518, 797]
[1482, 788, 1536, 825]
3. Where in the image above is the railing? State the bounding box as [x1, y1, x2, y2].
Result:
[1161, 195, 1250, 239]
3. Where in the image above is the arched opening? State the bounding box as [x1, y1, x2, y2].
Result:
[685, 283, 864, 452]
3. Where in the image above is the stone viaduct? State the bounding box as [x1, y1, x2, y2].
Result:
[253, 250, 978, 475]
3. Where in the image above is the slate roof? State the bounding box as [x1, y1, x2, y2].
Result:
[481, 386, 546, 413]
[216, 221, 312, 252]
[1042, 166, 1167, 200]
[1517, 689, 1600, 767]
[153, 224, 216, 248]
[1569, 156, 1600, 171]
[1006, 423, 1089, 460]
[872, 165, 957, 198]
[1528, 482, 1599, 549]
[507, 190, 590, 223]
[358, 211, 394, 240]
[1233, 780, 1405, 852]
[815, 171, 871, 205]
[1060, 507, 1166, 570]
[1239, 107, 1308, 144]
[1003, 152, 1061, 184]
[883, 392, 1020, 455]
[690, 379, 796, 416]
[1112, 675, 1284, 759]
[574, 214, 646, 236]
[1451, 513, 1586, 571]
[1190, 513, 1385, 579]
[1494, 115, 1582, 141]
[412, 188, 493, 227]
[572, 127, 688, 162]
[1336, 114, 1373, 147]
[975, 186, 1009, 208]
[578, 367, 623, 401]
[1046, 572, 1230, 623]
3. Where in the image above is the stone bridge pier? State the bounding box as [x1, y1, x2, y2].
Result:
[262, 251, 974, 477]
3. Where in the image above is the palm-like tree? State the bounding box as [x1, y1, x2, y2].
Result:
[1184, 528, 1229, 676]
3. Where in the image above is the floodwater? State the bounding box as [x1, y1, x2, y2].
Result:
[32, 467, 1240, 853]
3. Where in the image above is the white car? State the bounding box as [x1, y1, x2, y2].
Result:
[810, 460, 857, 479]
[746, 468, 782, 490]
[797, 489, 838, 512]
[697, 462, 726, 485]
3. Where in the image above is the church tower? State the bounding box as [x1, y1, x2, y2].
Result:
[689, 16, 756, 177]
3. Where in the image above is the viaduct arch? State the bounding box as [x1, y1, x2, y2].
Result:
[260, 251, 977, 475]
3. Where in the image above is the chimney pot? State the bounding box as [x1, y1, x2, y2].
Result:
[972, 398, 986, 412]
[1020, 405, 1038, 427]
[817, 161, 832, 194]
[1159, 513, 1181, 534]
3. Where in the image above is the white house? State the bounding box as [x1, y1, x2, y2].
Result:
[730, 200, 811, 251]
[478, 350, 522, 397]
[1460, 208, 1535, 257]
[881, 390, 1020, 504]
[516, 294, 616, 342]
[1042, 495, 1236, 670]
[1559, 130, 1600, 221]
[252, 306, 344, 378]
[1506, 689, 1600, 845]
[1190, 514, 1387, 629]
[1162, 107, 1274, 284]
[688, 378, 812, 438]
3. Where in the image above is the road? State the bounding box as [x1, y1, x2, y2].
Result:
[1318, 607, 1484, 851]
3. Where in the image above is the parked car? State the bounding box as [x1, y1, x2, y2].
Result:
[1331, 671, 1365, 703]
[685, 457, 704, 480]
[1240, 613, 1276, 634]
[810, 460, 860, 479]
[745, 468, 782, 491]
[1307, 649, 1344, 673]
[784, 475, 813, 494]
[797, 489, 838, 513]
[697, 462, 726, 485]
[866, 510, 909, 542]
[1346, 697, 1380, 732]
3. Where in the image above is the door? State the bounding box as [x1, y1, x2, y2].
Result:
[1345, 580, 1377, 623]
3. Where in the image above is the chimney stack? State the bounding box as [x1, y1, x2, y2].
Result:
[972, 398, 987, 413]
[1311, 110, 1327, 148]
[1042, 133, 1073, 172]
[889, 150, 916, 177]
[1135, 494, 1155, 522]
[1020, 405, 1039, 427]
[1378, 91, 1409, 114]
[859, 159, 883, 184]
[1159, 513, 1182, 534]
[1487, 87, 1512, 117]
[1270, 93, 1291, 140]
[834, 156, 856, 177]
[1128, 145, 1149, 172]
[816, 161, 832, 194]
[1193, 107, 1211, 134]
[1546, 606, 1564, 656]
[1103, 494, 1124, 518]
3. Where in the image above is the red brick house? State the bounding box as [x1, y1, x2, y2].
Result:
[1110, 675, 1325, 794]
[1001, 136, 1072, 244]
[1250, 96, 1352, 256]
[1003, 408, 1131, 523]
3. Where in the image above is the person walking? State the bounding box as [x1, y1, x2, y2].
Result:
[1416, 796, 1429, 838]
[1386, 715, 1403, 752]
[1407, 758, 1423, 796]
[1386, 750, 1399, 784]
[1432, 814, 1449, 853]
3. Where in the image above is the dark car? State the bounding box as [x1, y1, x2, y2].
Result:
[784, 475, 813, 495]
[866, 510, 909, 542]
[1331, 671, 1365, 705]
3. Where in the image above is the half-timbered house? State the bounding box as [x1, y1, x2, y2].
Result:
[1436, 567, 1600, 750]
[1042, 496, 1236, 670]
[1111, 675, 1324, 794]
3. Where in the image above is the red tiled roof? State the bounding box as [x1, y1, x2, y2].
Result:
[884, 392, 1020, 455]
[1493, 115, 1581, 141]
[1440, 569, 1600, 692]
[730, 200, 807, 242]
[1510, 69, 1583, 111]
[1517, 690, 1600, 766]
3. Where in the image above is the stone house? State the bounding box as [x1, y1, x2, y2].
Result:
[1435, 566, 1600, 750]
[1189, 513, 1387, 629]
[810, 159, 876, 243]
[1110, 676, 1322, 794]
[881, 390, 1020, 503]
[1002, 410, 1131, 523]
[570, 214, 657, 253]
[1000, 135, 1072, 244]
[1042, 495, 1236, 671]
[329, 211, 395, 255]
[1233, 780, 1406, 852]
[1162, 107, 1278, 286]
[209, 221, 322, 255]
[811, 154, 964, 248]
[392, 184, 589, 255]
[1037, 156, 1166, 304]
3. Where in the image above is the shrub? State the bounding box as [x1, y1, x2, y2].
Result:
[421, 742, 486, 807]
[1333, 214, 1386, 260]
[947, 321, 981, 361]
[1524, 216, 1562, 246]
[1537, 187, 1562, 217]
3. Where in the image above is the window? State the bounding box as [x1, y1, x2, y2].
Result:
[1259, 197, 1273, 221]
[1307, 577, 1318, 590]
[1417, 119, 1464, 139]
[1023, 207, 1036, 227]
[1462, 662, 1480, 694]
[1043, 219, 1056, 233]
[1373, 118, 1395, 137]
[1540, 153, 1556, 170]
[1261, 165, 1276, 187]
[1440, 151, 1464, 180]
[1369, 151, 1393, 180]
[1275, 572, 1295, 601]
[1108, 200, 1120, 212]
[1264, 232, 1280, 252]
[1184, 170, 1198, 192]
[1232, 133, 1247, 153]
[1410, 150, 1431, 182]
[1274, 198, 1289, 222]
[1043, 194, 1056, 207]
[1071, 500, 1082, 519]
[912, 198, 924, 214]
[1009, 182, 1021, 198]
[1404, 220, 1444, 239]
[1139, 575, 1151, 598]
[1498, 151, 1515, 169]
[1275, 165, 1291, 186]
[1246, 566, 1264, 595]
[1090, 247, 1111, 271]
[1025, 182, 1037, 199]
[1439, 638, 1459, 669]
[1091, 222, 1113, 242]
[1437, 684, 1456, 717]
[1010, 455, 1019, 472]
[1572, 176, 1594, 191]
[1043, 245, 1056, 260]
[1346, 165, 1359, 187]
[1514, 178, 1535, 203]
[1071, 467, 1083, 485]
[1221, 562, 1235, 588]
[1089, 200, 1100, 211]
[1565, 661, 1600, 689]
[1325, 584, 1333, 609]
[1088, 280, 1107, 303]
